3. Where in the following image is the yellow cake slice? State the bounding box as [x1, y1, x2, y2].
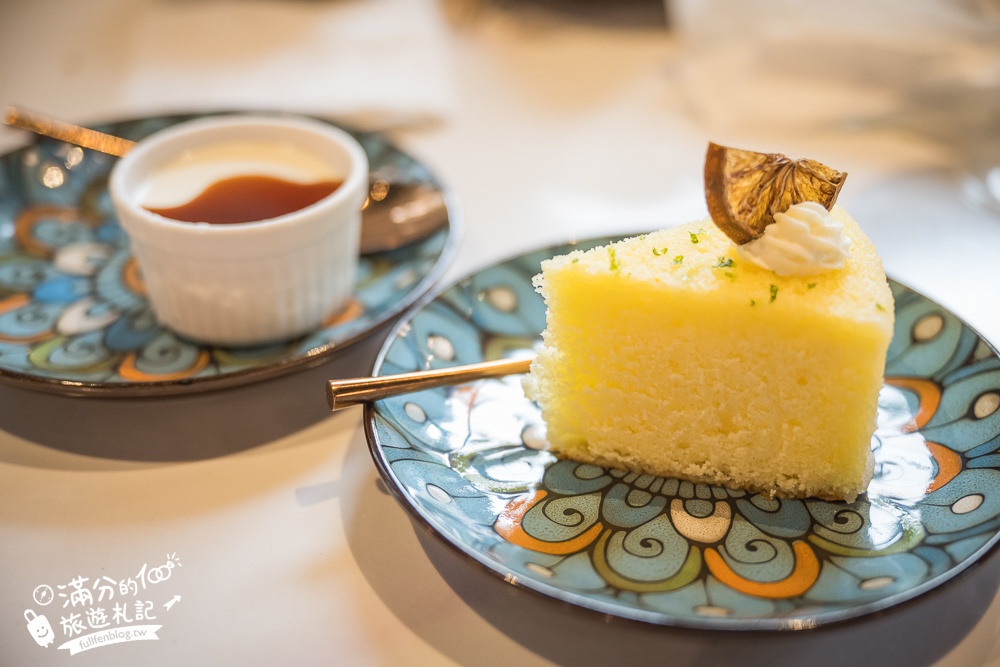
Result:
[522, 207, 894, 501]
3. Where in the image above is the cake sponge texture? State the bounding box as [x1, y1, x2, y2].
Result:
[522, 209, 894, 501]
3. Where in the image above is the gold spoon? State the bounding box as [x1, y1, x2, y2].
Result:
[325, 357, 532, 410]
[3, 106, 448, 254]
[4, 106, 136, 156]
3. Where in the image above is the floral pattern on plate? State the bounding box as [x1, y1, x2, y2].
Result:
[0, 112, 456, 395]
[366, 236, 1000, 630]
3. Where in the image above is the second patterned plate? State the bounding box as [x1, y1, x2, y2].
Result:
[0, 112, 456, 396]
[365, 235, 1000, 630]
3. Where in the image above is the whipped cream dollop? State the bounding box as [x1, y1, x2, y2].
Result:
[737, 201, 852, 276]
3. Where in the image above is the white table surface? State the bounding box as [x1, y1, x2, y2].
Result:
[3, 1, 1000, 665]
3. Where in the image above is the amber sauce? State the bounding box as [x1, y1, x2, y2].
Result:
[146, 174, 342, 224]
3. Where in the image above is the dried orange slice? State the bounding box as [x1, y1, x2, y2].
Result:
[704, 142, 847, 245]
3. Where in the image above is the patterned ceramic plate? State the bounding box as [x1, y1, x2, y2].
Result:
[0, 112, 457, 396]
[366, 235, 1000, 630]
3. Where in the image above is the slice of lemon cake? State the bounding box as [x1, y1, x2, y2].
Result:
[523, 146, 894, 501]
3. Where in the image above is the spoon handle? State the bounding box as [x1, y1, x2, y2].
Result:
[4, 106, 136, 157]
[326, 357, 532, 410]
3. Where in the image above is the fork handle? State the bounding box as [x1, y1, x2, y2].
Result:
[326, 357, 533, 410]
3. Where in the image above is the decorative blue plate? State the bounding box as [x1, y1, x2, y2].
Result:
[0, 112, 456, 396]
[366, 235, 1000, 630]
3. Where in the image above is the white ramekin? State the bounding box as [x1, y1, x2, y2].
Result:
[109, 115, 369, 346]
